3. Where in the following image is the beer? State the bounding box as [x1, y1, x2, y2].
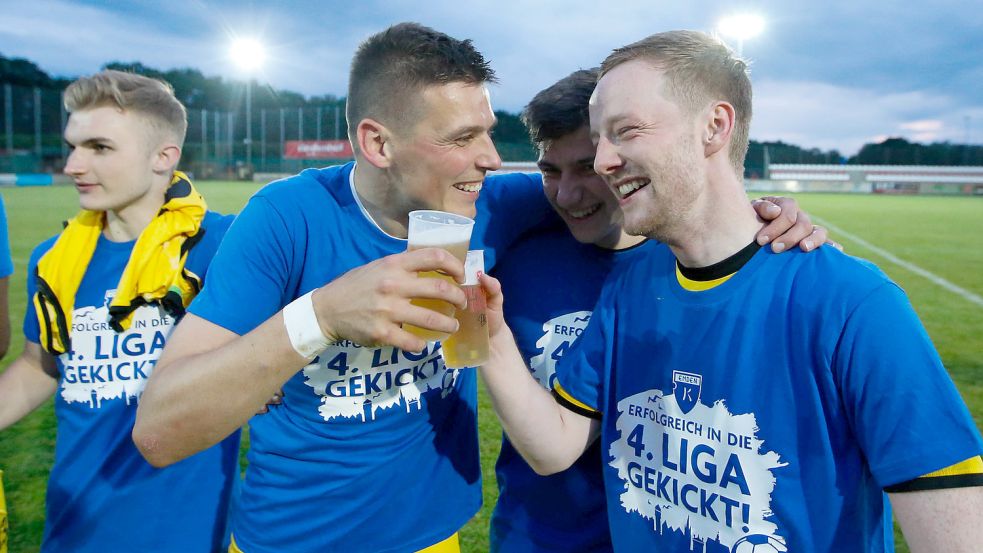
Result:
[403, 211, 474, 341]
[442, 250, 489, 368]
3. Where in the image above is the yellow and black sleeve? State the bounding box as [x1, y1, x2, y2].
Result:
[884, 455, 983, 493]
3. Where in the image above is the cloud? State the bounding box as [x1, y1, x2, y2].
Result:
[3, 0, 981, 153]
[753, 80, 982, 154]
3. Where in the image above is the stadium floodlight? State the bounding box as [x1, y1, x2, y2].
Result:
[229, 38, 267, 73]
[228, 38, 267, 170]
[717, 14, 766, 56]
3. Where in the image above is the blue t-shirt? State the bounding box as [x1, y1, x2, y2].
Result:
[491, 228, 659, 553]
[24, 211, 241, 553]
[188, 162, 553, 553]
[0, 195, 13, 278]
[556, 243, 983, 552]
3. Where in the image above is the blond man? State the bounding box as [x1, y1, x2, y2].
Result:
[0, 70, 239, 553]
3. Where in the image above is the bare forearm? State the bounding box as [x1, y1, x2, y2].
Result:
[0, 350, 58, 431]
[0, 277, 10, 359]
[134, 312, 309, 466]
[480, 328, 596, 475]
[891, 486, 983, 552]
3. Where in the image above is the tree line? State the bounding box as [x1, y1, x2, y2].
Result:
[2, 53, 981, 167]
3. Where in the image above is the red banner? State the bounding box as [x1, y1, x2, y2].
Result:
[284, 140, 353, 159]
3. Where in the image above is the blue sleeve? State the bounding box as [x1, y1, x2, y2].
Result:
[188, 197, 295, 335]
[0, 195, 13, 278]
[185, 211, 236, 280]
[473, 172, 561, 271]
[553, 288, 614, 415]
[23, 239, 55, 343]
[834, 283, 983, 487]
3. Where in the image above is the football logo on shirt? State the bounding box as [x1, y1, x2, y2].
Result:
[673, 371, 702, 414]
[302, 340, 461, 422]
[528, 311, 592, 390]
[609, 379, 788, 551]
[59, 291, 174, 408]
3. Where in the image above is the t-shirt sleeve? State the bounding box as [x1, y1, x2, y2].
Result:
[474, 173, 561, 270]
[185, 211, 236, 280]
[188, 196, 295, 335]
[0, 196, 14, 278]
[834, 282, 983, 488]
[553, 289, 614, 418]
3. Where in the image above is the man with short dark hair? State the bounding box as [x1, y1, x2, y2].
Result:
[134, 23, 552, 553]
[490, 67, 826, 552]
[479, 31, 983, 552]
[0, 70, 239, 553]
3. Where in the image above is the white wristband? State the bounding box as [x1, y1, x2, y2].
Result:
[282, 291, 331, 359]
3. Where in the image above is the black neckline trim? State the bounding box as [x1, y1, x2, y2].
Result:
[677, 241, 761, 281]
[597, 237, 652, 254]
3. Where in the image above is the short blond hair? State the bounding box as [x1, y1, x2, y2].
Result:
[601, 30, 752, 176]
[64, 70, 188, 146]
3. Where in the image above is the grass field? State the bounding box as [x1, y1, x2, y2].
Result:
[1, 183, 981, 553]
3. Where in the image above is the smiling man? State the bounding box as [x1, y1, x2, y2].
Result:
[478, 31, 983, 552]
[133, 23, 553, 553]
[489, 68, 826, 553]
[0, 70, 239, 553]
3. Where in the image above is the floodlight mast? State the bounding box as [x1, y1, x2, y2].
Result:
[229, 38, 267, 171]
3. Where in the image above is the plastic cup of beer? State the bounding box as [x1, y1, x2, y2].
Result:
[404, 210, 474, 341]
[442, 250, 489, 368]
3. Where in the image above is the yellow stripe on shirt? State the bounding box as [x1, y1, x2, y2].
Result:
[921, 455, 983, 478]
[675, 264, 735, 291]
[884, 455, 983, 493]
[553, 381, 602, 419]
[230, 532, 460, 553]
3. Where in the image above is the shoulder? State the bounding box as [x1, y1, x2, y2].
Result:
[194, 210, 235, 253]
[755, 246, 904, 327]
[481, 171, 543, 203]
[201, 210, 235, 235]
[610, 240, 674, 285]
[252, 163, 352, 210]
[782, 246, 895, 297]
[228, 164, 354, 238]
[28, 234, 60, 270]
[479, 172, 545, 213]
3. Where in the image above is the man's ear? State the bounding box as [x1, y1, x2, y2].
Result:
[152, 142, 182, 174]
[703, 101, 735, 158]
[356, 118, 394, 169]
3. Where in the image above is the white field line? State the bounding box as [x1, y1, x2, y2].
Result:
[811, 215, 983, 309]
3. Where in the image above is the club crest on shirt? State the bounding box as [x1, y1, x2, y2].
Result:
[672, 370, 702, 414]
[528, 310, 592, 390]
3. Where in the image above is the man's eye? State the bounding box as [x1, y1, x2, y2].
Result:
[579, 164, 597, 176]
[616, 126, 637, 138]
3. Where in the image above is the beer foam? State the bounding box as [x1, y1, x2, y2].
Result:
[408, 227, 472, 247]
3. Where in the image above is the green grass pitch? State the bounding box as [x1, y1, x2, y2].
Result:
[1, 183, 980, 552]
